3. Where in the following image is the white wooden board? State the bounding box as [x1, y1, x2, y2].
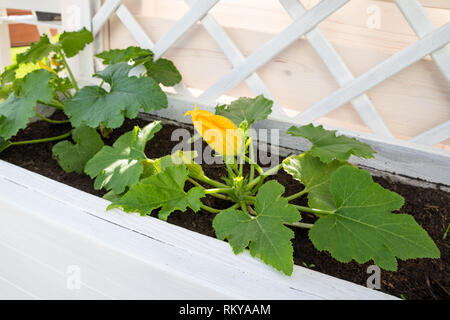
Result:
[0, 160, 397, 300]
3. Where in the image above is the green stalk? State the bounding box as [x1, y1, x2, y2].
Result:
[188, 178, 233, 201]
[286, 189, 308, 201]
[194, 175, 229, 189]
[35, 110, 70, 124]
[200, 204, 220, 214]
[247, 163, 282, 189]
[37, 100, 64, 110]
[286, 222, 314, 229]
[293, 205, 334, 216]
[1, 130, 72, 152]
[60, 52, 79, 91]
[204, 188, 233, 194]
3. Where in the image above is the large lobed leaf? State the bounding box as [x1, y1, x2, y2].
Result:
[213, 180, 300, 275]
[287, 124, 375, 163]
[52, 126, 104, 174]
[283, 154, 349, 211]
[215, 95, 273, 127]
[0, 69, 54, 140]
[85, 121, 162, 193]
[108, 164, 205, 221]
[309, 166, 440, 270]
[96, 46, 153, 65]
[64, 63, 167, 129]
[58, 27, 94, 58]
[144, 58, 182, 86]
[97, 46, 181, 86]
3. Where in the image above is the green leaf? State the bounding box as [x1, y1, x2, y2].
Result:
[309, 166, 440, 271]
[287, 124, 375, 163]
[1, 65, 19, 85]
[58, 27, 94, 58]
[52, 126, 104, 174]
[213, 180, 300, 275]
[283, 154, 348, 211]
[16, 34, 57, 64]
[85, 121, 162, 193]
[215, 95, 273, 126]
[96, 46, 153, 65]
[144, 58, 182, 86]
[109, 165, 205, 221]
[64, 63, 168, 129]
[0, 69, 54, 140]
[0, 136, 8, 152]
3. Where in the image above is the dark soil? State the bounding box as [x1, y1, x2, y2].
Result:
[1, 114, 449, 300]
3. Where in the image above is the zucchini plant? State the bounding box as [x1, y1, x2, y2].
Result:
[0, 28, 181, 175]
[85, 95, 440, 276]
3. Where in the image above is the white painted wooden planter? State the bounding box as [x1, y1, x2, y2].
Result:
[0, 160, 398, 300]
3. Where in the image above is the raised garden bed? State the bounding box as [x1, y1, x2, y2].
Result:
[1, 113, 448, 300]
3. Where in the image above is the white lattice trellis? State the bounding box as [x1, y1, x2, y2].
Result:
[90, 0, 450, 148]
[0, 0, 449, 184]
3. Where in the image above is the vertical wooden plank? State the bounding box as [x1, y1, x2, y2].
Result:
[0, 8, 12, 72]
[60, 0, 96, 81]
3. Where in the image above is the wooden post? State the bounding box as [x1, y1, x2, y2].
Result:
[0, 8, 12, 72]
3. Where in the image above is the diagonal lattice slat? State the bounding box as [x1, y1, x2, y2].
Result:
[199, 0, 349, 103]
[279, 0, 392, 138]
[87, 0, 449, 148]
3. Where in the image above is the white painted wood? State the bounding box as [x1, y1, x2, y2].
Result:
[409, 120, 450, 146]
[0, 0, 61, 13]
[92, 0, 122, 36]
[183, 0, 285, 118]
[61, 0, 96, 81]
[0, 8, 12, 72]
[297, 22, 450, 124]
[279, 0, 393, 138]
[0, 15, 63, 30]
[395, 0, 450, 83]
[199, 0, 350, 103]
[114, 4, 193, 98]
[0, 160, 398, 299]
[152, 0, 220, 60]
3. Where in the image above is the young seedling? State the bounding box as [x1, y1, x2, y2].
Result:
[0, 31, 182, 175]
[87, 95, 440, 275]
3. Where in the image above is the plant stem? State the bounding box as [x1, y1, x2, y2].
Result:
[35, 110, 70, 124]
[188, 178, 233, 201]
[247, 206, 257, 216]
[286, 222, 314, 229]
[204, 188, 233, 194]
[60, 52, 79, 91]
[37, 100, 64, 110]
[200, 204, 220, 214]
[293, 205, 334, 216]
[286, 189, 308, 201]
[3, 130, 72, 151]
[247, 163, 282, 189]
[248, 138, 256, 181]
[194, 175, 229, 189]
[240, 201, 248, 214]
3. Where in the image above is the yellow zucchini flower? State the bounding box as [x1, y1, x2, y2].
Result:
[185, 105, 243, 156]
[38, 61, 57, 75]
